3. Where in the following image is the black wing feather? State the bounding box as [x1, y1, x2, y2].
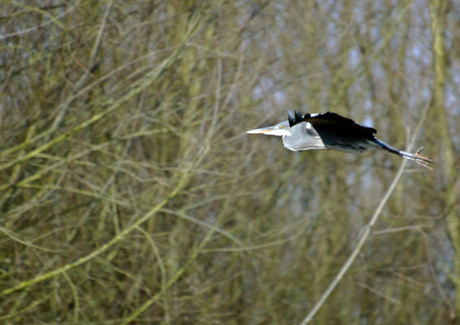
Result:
[291, 111, 377, 139]
[287, 110, 295, 126]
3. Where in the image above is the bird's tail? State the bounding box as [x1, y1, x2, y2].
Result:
[372, 138, 436, 170]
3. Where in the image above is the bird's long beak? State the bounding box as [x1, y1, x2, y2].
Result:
[246, 126, 290, 136]
[246, 126, 275, 134]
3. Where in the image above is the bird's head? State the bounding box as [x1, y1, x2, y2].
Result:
[246, 110, 304, 137]
[246, 110, 325, 152]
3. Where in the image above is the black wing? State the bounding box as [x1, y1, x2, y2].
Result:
[288, 110, 378, 152]
[289, 111, 376, 139]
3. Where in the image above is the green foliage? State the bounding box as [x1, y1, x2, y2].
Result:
[0, 0, 458, 324]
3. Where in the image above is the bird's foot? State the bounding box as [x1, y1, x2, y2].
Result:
[413, 146, 436, 170]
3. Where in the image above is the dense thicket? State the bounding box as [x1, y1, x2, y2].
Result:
[1, 1, 459, 324]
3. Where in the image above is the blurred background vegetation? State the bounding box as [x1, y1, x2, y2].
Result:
[0, 0, 459, 324]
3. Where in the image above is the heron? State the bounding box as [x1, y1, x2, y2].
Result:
[247, 111, 435, 169]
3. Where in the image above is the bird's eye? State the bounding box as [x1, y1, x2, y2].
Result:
[280, 125, 284, 129]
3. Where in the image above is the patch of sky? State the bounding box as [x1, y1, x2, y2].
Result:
[348, 47, 361, 71]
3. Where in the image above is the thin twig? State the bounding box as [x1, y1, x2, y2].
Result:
[355, 281, 402, 304]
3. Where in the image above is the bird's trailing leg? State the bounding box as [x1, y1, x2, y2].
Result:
[372, 139, 436, 170]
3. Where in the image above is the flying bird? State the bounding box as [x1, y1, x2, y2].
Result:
[247, 111, 435, 169]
